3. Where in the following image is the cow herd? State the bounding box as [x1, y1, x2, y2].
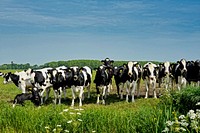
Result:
[0, 58, 200, 107]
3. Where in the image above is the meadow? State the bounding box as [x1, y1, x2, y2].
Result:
[0, 70, 199, 133]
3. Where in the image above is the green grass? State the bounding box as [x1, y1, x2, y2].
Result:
[1, 69, 198, 133]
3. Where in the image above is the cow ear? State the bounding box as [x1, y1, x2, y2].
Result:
[123, 64, 127, 68]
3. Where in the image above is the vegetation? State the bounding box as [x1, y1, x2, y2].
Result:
[0, 60, 161, 70]
[0, 69, 199, 133]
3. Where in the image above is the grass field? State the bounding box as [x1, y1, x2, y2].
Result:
[1, 69, 198, 133]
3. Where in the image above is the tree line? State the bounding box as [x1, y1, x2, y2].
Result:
[0, 60, 161, 70]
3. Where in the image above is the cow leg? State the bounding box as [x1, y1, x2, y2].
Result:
[137, 79, 141, 98]
[125, 82, 129, 102]
[53, 90, 58, 104]
[96, 86, 100, 104]
[181, 77, 187, 88]
[131, 81, 136, 102]
[102, 86, 107, 105]
[63, 87, 67, 100]
[119, 83, 124, 100]
[58, 87, 62, 104]
[79, 86, 84, 106]
[71, 86, 76, 107]
[145, 80, 149, 98]
[45, 87, 50, 102]
[153, 81, 157, 98]
[87, 84, 90, 99]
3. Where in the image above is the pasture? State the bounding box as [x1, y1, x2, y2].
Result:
[0, 69, 199, 133]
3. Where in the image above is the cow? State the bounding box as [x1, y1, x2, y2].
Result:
[186, 60, 200, 86]
[25, 67, 53, 104]
[70, 66, 92, 106]
[142, 62, 158, 98]
[172, 59, 187, 90]
[47, 66, 70, 104]
[101, 58, 114, 94]
[3, 70, 33, 93]
[13, 88, 41, 108]
[94, 65, 113, 104]
[157, 61, 172, 90]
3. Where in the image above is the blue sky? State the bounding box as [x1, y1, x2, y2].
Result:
[0, 0, 199, 65]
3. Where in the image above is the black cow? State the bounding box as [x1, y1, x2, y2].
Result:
[13, 88, 41, 107]
[186, 60, 200, 86]
[101, 57, 114, 67]
[94, 65, 113, 104]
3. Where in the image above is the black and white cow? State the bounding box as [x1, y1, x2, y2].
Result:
[94, 65, 113, 104]
[13, 88, 41, 108]
[47, 66, 70, 104]
[70, 66, 92, 106]
[101, 58, 114, 94]
[142, 62, 158, 98]
[3, 70, 34, 93]
[26, 67, 53, 104]
[172, 59, 187, 90]
[186, 60, 200, 86]
[157, 61, 172, 89]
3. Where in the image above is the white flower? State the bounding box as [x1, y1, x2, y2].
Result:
[59, 112, 63, 115]
[77, 112, 81, 115]
[166, 120, 174, 126]
[179, 127, 186, 132]
[45, 126, 50, 129]
[92, 131, 96, 133]
[57, 125, 61, 127]
[180, 121, 189, 127]
[196, 102, 200, 106]
[64, 130, 70, 132]
[179, 115, 185, 120]
[70, 112, 75, 115]
[77, 119, 82, 122]
[67, 120, 73, 123]
[187, 110, 196, 120]
[162, 127, 169, 132]
[53, 128, 56, 132]
[63, 109, 69, 112]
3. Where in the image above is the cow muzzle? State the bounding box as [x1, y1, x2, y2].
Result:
[74, 75, 78, 80]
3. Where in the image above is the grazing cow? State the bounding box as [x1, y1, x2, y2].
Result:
[186, 60, 200, 86]
[26, 67, 53, 104]
[70, 66, 92, 106]
[157, 61, 172, 89]
[173, 59, 187, 90]
[142, 62, 158, 98]
[3, 71, 33, 93]
[94, 65, 113, 104]
[13, 88, 41, 108]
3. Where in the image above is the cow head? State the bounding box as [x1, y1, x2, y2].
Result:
[31, 88, 41, 106]
[177, 59, 187, 77]
[143, 62, 158, 83]
[3, 72, 12, 84]
[70, 66, 79, 81]
[101, 58, 114, 67]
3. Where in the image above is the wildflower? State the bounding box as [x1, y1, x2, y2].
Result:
[179, 127, 186, 132]
[77, 112, 81, 115]
[53, 128, 56, 132]
[166, 120, 174, 126]
[70, 112, 75, 115]
[178, 115, 185, 120]
[92, 130, 96, 133]
[57, 125, 61, 127]
[63, 109, 69, 112]
[45, 126, 50, 129]
[180, 121, 189, 127]
[64, 130, 70, 132]
[196, 102, 200, 106]
[59, 112, 63, 115]
[77, 119, 82, 122]
[67, 120, 73, 123]
[187, 110, 196, 120]
[162, 127, 169, 132]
